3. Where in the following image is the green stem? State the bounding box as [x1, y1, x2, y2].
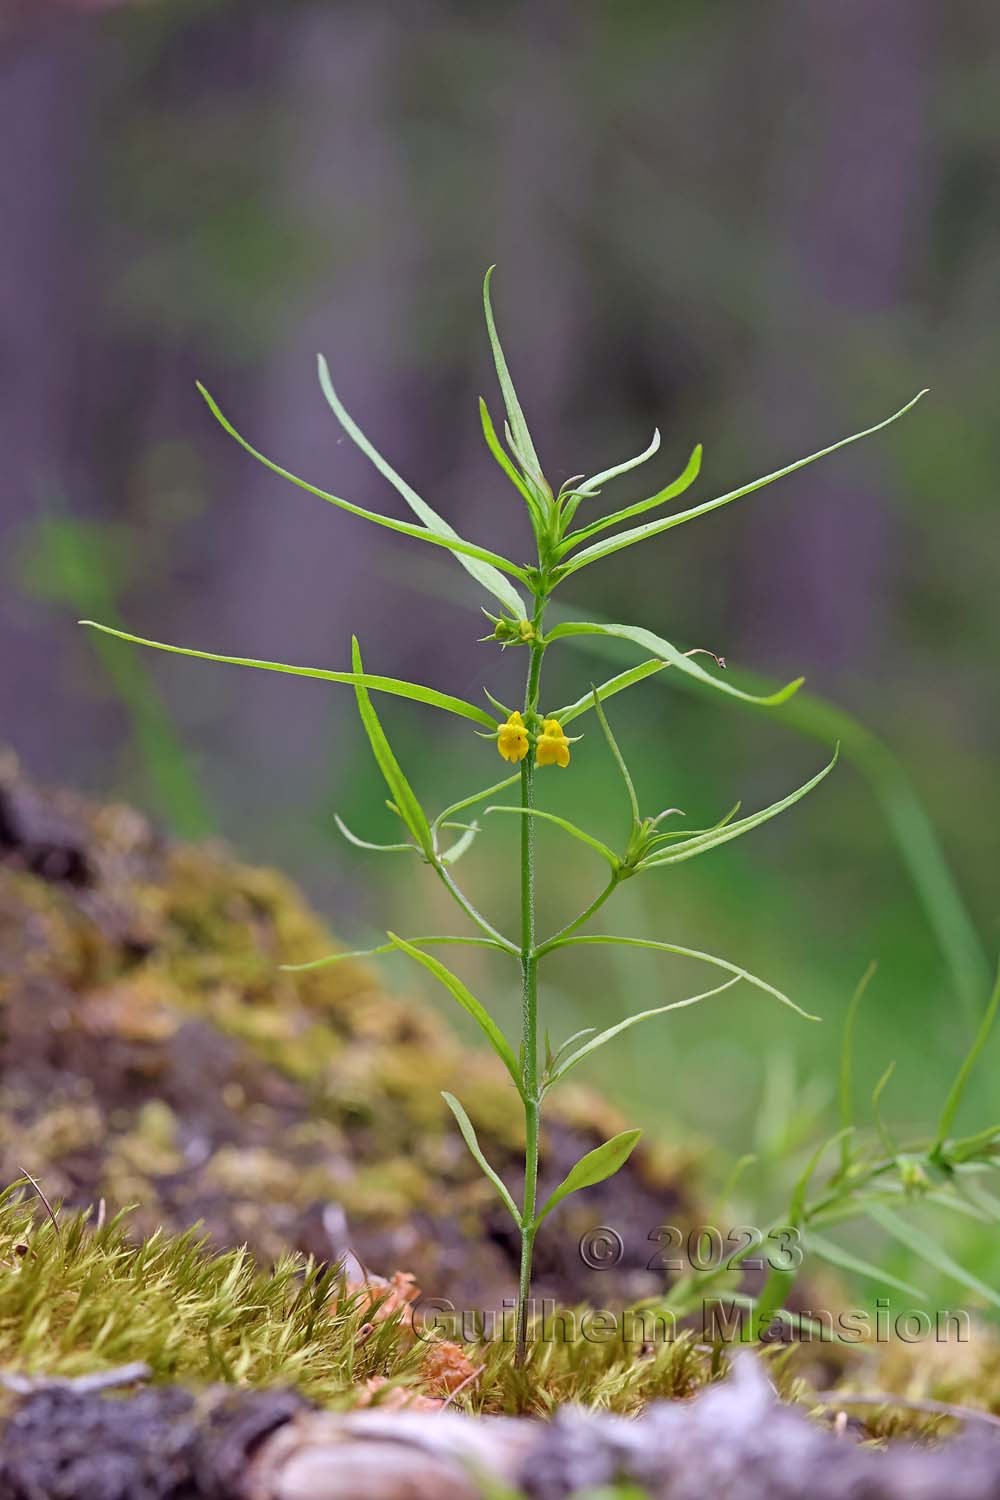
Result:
[515, 609, 547, 1367]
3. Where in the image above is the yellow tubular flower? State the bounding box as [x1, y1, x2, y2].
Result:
[535, 718, 571, 768]
[497, 710, 530, 763]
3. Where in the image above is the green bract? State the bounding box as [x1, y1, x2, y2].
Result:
[81, 270, 938, 1367]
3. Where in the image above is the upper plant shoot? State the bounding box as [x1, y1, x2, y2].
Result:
[81, 269, 928, 1366]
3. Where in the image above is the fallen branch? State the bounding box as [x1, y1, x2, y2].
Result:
[2, 1357, 1000, 1500]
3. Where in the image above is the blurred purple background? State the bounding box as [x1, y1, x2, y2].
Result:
[2, 1, 997, 1135]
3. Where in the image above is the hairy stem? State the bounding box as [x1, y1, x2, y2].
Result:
[515, 610, 547, 1367]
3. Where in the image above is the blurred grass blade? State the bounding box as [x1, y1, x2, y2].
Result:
[533, 1129, 642, 1227]
[935, 962, 1000, 1149]
[644, 748, 838, 866]
[558, 445, 702, 555]
[558, 392, 928, 576]
[485, 805, 618, 868]
[550, 978, 739, 1085]
[543, 934, 817, 1020]
[574, 428, 662, 498]
[35, 506, 212, 839]
[804, 1231, 926, 1299]
[837, 961, 878, 1177]
[871, 1060, 897, 1155]
[548, 620, 803, 707]
[441, 1092, 521, 1223]
[198, 381, 531, 596]
[388, 933, 522, 1093]
[352, 637, 434, 858]
[80, 622, 498, 729]
[482, 267, 544, 486]
[318, 358, 527, 620]
[479, 398, 544, 530]
[867, 1203, 1000, 1309]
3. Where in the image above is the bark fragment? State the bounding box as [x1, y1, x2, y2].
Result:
[2, 1360, 999, 1500]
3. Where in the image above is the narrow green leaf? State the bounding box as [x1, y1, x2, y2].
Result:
[749, 1266, 799, 1341]
[502, 420, 546, 498]
[485, 805, 618, 868]
[591, 691, 640, 832]
[482, 267, 544, 483]
[534, 1129, 642, 1228]
[946, 1122, 1000, 1164]
[574, 428, 662, 498]
[548, 620, 802, 708]
[871, 1060, 898, 1155]
[866, 1203, 1000, 1309]
[79, 622, 498, 729]
[434, 773, 520, 831]
[935, 962, 1000, 1149]
[351, 638, 434, 858]
[556, 660, 668, 725]
[280, 935, 505, 974]
[550, 978, 739, 1086]
[441, 1092, 521, 1224]
[316, 359, 527, 619]
[479, 398, 544, 528]
[388, 933, 523, 1094]
[558, 445, 702, 555]
[547, 1027, 597, 1074]
[922, 1187, 994, 1223]
[804, 1231, 927, 1299]
[838, 961, 878, 1176]
[558, 391, 928, 576]
[646, 804, 740, 851]
[643, 748, 838, 867]
[197, 381, 530, 596]
[333, 814, 414, 854]
[541, 934, 818, 1020]
[953, 1173, 1000, 1222]
[553, 649, 730, 727]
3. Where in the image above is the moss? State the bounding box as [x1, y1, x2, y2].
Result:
[0, 1194, 423, 1417]
[0, 764, 695, 1313]
[0, 1191, 726, 1419]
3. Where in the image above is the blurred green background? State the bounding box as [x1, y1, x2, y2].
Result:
[2, 1, 997, 1302]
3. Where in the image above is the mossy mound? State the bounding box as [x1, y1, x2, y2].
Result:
[0, 1193, 727, 1418]
[0, 756, 695, 1312]
[1, 1191, 996, 1432]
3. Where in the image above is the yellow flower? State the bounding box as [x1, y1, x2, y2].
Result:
[497, 710, 529, 763]
[535, 718, 571, 768]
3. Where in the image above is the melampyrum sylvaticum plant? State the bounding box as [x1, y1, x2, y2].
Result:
[84, 271, 930, 1367]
